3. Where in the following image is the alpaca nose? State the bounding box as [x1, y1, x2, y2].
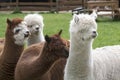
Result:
[24, 31, 30, 38]
[26, 31, 30, 34]
[93, 31, 96, 34]
[92, 31, 97, 38]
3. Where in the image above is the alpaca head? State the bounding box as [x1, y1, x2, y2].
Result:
[45, 30, 69, 58]
[6, 18, 30, 46]
[70, 14, 98, 41]
[24, 14, 44, 35]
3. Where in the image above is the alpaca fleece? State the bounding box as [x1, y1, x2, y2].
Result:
[15, 30, 69, 80]
[0, 18, 30, 80]
[64, 13, 120, 80]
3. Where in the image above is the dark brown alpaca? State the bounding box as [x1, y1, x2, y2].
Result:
[38, 35, 70, 80]
[0, 18, 30, 80]
[15, 30, 69, 80]
[47, 38, 69, 80]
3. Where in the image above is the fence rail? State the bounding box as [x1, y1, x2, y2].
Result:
[0, 0, 83, 11]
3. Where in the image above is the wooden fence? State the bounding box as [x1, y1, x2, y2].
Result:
[0, 0, 119, 19]
[0, 0, 84, 12]
[85, 0, 119, 18]
[0, 2, 56, 11]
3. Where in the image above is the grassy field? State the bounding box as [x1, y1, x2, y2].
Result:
[0, 13, 120, 48]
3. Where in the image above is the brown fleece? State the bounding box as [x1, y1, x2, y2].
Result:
[15, 30, 69, 80]
[0, 18, 24, 80]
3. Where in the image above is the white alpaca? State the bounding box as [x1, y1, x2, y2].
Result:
[64, 13, 120, 80]
[24, 14, 45, 46]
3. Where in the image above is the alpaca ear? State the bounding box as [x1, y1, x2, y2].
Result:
[58, 29, 62, 36]
[7, 18, 12, 25]
[7, 18, 12, 28]
[90, 9, 98, 20]
[45, 35, 51, 43]
[73, 14, 79, 24]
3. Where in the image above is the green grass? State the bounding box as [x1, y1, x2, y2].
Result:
[0, 13, 120, 49]
[0, 13, 71, 39]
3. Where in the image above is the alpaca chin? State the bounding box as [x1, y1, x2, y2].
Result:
[14, 39, 27, 46]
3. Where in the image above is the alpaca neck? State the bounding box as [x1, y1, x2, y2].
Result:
[1, 39, 23, 63]
[65, 35, 93, 80]
[49, 58, 67, 80]
[32, 43, 59, 78]
[27, 31, 45, 46]
[0, 36, 24, 79]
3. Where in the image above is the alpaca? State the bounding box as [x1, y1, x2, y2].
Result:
[0, 18, 30, 80]
[15, 30, 69, 80]
[45, 38, 69, 80]
[64, 13, 120, 80]
[24, 14, 45, 46]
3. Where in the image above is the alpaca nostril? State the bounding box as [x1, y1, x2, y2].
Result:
[26, 31, 30, 34]
[93, 31, 96, 34]
[92, 31, 97, 38]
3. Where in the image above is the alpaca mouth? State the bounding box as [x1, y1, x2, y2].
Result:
[24, 32, 30, 38]
[34, 31, 39, 34]
[24, 34, 29, 38]
[35, 30, 39, 33]
[92, 34, 97, 38]
[64, 47, 69, 58]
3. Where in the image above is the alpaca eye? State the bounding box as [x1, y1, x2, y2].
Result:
[15, 29, 20, 34]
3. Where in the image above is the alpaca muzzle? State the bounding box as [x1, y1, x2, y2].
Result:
[64, 46, 69, 58]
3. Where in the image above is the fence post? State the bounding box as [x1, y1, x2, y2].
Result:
[16, 0, 19, 8]
[56, 0, 59, 13]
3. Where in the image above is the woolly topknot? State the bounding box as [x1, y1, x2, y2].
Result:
[24, 14, 44, 27]
[70, 14, 97, 33]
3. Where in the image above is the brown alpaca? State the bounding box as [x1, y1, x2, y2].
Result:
[0, 18, 30, 80]
[15, 30, 69, 80]
[35, 34, 69, 80]
[47, 38, 69, 80]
